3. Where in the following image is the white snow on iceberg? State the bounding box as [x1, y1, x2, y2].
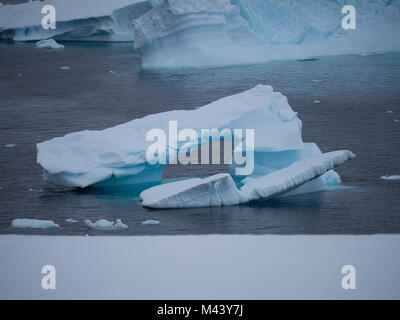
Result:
[133, 0, 400, 68]
[11, 218, 60, 229]
[0, 0, 153, 42]
[140, 150, 355, 208]
[84, 219, 128, 231]
[36, 39, 64, 49]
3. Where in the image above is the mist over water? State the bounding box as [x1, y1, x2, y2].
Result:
[0, 41, 399, 235]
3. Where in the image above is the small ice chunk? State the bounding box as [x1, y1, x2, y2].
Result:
[314, 100, 320, 103]
[36, 39, 64, 49]
[109, 70, 116, 73]
[311, 79, 322, 83]
[385, 111, 393, 113]
[380, 175, 400, 180]
[84, 218, 128, 231]
[11, 218, 60, 229]
[29, 188, 43, 192]
[394, 119, 400, 122]
[5, 144, 16, 148]
[66, 218, 78, 223]
[60, 66, 71, 70]
[142, 220, 160, 225]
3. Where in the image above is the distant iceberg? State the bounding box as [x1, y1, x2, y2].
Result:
[84, 219, 128, 231]
[0, 0, 153, 42]
[11, 218, 60, 229]
[140, 151, 355, 208]
[133, 0, 400, 68]
[36, 39, 64, 49]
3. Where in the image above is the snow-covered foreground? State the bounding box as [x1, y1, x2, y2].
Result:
[0, 234, 399, 299]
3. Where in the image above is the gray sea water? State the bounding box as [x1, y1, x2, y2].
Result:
[0, 41, 399, 235]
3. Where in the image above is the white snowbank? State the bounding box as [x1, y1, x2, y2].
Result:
[1, 234, 400, 299]
[36, 39, 64, 49]
[0, 0, 152, 42]
[133, 0, 400, 68]
[380, 175, 400, 181]
[140, 150, 355, 208]
[84, 219, 128, 231]
[37, 85, 304, 188]
[141, 219, 160, 225]
[11, 218, 60, 229]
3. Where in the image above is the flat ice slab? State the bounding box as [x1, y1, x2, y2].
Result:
[11, 218, 60, 229]
[0, 234, 399, 299]
[140, 150, 355, 208]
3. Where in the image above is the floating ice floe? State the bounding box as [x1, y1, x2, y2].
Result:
[109, 70, 116, 74]
[36, 39, 64, 49]
[65, 218, 78, 223]
[394, 119, 400, 123]
[29, 188, 43, 192]
[11, 218, 60, 229]
[380, 175, 400, 181]
[314, 100, 320, 103]
[5, 144, 16, 148]
[60, 66, 71, 70]
[140, 150, 355, 208]
[385, 111, 393, 113]
[141, 220, 160, 225]
[84, 219, 128, 231]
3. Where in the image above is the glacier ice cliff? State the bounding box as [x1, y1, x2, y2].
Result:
[0, 0, 153, 41]
[140, 150, 355, 208]
[37, 84, 351, 201]
[133, 0, 400, 68]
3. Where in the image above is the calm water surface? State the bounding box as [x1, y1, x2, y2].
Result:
[0, 41, 399, 235]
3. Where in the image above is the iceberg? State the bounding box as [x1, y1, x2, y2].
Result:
[36, 39, 64, 49]
[84, 219, 128, 231]
[37, 85, 305, 188]
[140, 150, 355, 208]
[0, 0, 153, 42]
[11, 218, 60, 229]
[133, 0, 400, 68]
[36, 84, 354, 200]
